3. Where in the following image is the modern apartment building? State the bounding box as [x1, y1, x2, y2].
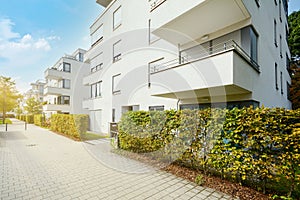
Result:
[26, 79, 46, 102]
[84, 0, 291, 133]
[43, 49, 90, 117]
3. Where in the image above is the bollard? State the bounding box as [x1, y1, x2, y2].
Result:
[5, 123, 7, 132]
[25, 122, 27, 131]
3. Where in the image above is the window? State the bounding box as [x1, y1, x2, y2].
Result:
[90, 81, 102, 98]
[61, 79, 70, 89]
[113, 6, 122, 30]
[255, 0, 260, 7]
[149, 106, 164, 111]
[274, 0, 277, 5]
[113, 40, 122, 62]
[280, 71, 283, 95]
[287, 82, 291, 101]
[250, 27, 258, 63]
[112, 109, 116, 122]
[285, 25, 289, 42]
[63, 62, 71, 72]
[286, 53, 290, 71]
[275, 63, 278, 90]
[91, 52, 103, 73]
[91, 25, 103, 46]
[274, 20, 277, 47]
[77, 53, 84, 62]
[58, 96, 70, 105]
[112, 74, 121, 94]
[280, 34, 282, 58]
[279, 0, 282, 22]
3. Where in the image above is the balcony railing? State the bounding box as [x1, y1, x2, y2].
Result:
[150, 40, 260, 74]
[149, 0, 166, 12]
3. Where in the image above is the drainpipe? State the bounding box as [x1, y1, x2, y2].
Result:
[177, 99, 181, 111]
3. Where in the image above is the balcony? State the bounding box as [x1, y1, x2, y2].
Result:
[149, 40, 259, 99]
[44, 68, 71, 80]
[150, 0, 250, 45]
[44, 86, 71, 96]
[82, 97, 103, 110]
[43, 104, 70, 112]
[96, 0, 113, 7]
[83, 69, 102, 86]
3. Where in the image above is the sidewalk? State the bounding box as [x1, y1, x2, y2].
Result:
[0, 119, 235, 200]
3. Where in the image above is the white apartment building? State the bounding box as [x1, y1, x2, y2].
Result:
[43, 49, 89, 117]
[84, 0, 291, 133]
[26, 79, 46, 102]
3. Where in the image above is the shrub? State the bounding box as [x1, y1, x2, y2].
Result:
[26, 115, 34, 124]
[118, 107, 300, 198]
[50, 114, 89, 139]
[34, 114, 46, 127]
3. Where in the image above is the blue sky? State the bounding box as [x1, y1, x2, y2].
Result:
[0, 1, 299, 93]
[0, 0, 103, 92]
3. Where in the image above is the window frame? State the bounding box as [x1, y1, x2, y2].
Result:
[113, 6, 122, 30]
[113, 40, 122, 62]
[91, 24, 104, 46]
[63, 62, 71, 73]
[280, 71, 283, 95]
[112, 73, 121, 95]
[274, 20, 278, 47]
[275, 63, 279, 90]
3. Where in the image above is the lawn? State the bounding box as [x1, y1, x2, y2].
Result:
[80, 132, 109, 141]
[0, 119, 12, 124]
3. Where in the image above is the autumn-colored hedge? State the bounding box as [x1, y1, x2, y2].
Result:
[50, 114, 89, 139]
[118, 107, 300, 198]
[34, 114, 46, 127]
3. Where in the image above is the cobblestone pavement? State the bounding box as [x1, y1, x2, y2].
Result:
[0, 119, 235, 200]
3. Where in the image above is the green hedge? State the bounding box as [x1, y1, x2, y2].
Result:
[34, 114, 46, 127]
[118, 107, 300, 198]
[26, 115, 34, 124]
[50, 114, 89, 139]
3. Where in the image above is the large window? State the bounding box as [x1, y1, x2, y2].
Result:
[63, 62, 71, 72]
[113, 6, 122, 30]
[90, 81, 102, 98]
[60, 79, 70, 89]
[279, 0, 282, 22]
[58, 96, 70, 105]
[91, 25, 103, 46]
[112, 74, 121, 94]
[113, 40, 122, 62]
[250, 27, 258, 63]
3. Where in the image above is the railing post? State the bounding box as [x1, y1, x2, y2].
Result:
[5, 123, 7, 132]
[224, 43, 227, 50]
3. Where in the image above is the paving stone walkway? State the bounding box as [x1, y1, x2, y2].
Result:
[0, 119, 235, 200]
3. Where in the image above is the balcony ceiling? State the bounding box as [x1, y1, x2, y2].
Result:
[96, 0, 113, 7]
[153, 0, 250, 45]
[152, 85, 251, 99]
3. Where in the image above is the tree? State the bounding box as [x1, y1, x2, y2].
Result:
[288, 10, 300, 57]
[24, 97, 42, 115]
[288, 11, 300, 109]
[0, 76, 21, 123]
[289, 60, 300, 109]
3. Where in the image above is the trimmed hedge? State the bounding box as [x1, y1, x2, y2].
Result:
[50, 114, 89, 139]
[26, 115, 34, 124]
[34, 114, 46, 127]
[118, 107, 300, 198]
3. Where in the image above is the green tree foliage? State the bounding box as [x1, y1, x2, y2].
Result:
[0, 76, 21, 123]
[288, 10, 300, 57]
[289, 61, 300, 109]
[24, 97, 42, 115]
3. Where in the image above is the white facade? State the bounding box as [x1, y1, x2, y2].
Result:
[85, 0, 291, 133]
[43, 49, 89, 117]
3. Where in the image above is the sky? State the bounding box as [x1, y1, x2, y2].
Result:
[0, 0, 103, 93]
[0, 0, 299, 94]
